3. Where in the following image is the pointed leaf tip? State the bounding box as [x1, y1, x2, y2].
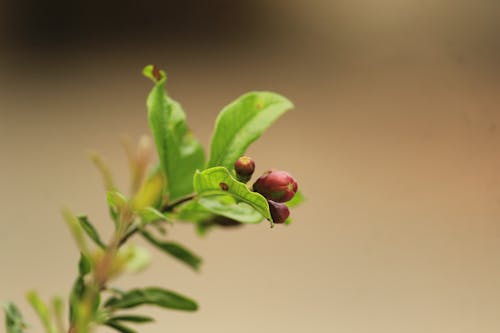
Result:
[142, 65, 166, 83]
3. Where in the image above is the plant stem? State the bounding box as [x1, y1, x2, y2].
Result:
[68, 207, 134, 333]
[68, 195, 196, 333]
[118, 227, 137, 247]
[161, 194, 196, 212]
[119, 194, 197, 247]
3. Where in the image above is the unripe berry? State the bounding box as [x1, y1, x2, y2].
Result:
[253, 170, 298, 203]
[268, 200, 290, 224]
[234, 156, 255, 183]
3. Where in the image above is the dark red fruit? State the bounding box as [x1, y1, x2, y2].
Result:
[234, 156, 255, 183]
[268, 200, 290, 224]
[253, 170, 298, 203]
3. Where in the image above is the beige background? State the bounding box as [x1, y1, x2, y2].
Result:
[1, 1, 500, 332]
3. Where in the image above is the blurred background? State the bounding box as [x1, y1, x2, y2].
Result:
[1, 0, 500, 332]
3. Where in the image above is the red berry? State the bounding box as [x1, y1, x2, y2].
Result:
[234, 156, 255, 183]
[268, 200, 290, 224]
[253, 170, 298, 203]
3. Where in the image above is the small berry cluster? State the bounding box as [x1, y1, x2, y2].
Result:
[234, 156, 298, 224]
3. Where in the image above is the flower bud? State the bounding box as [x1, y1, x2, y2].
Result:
[268, 200, 290, 224]
[253, 170, 298, 203]
[234, 156, 255, 183]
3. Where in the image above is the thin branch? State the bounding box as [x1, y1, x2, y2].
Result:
[118, 227, 138, 247]
[68, 207, 134, 333]
[161, 194, 196, 212]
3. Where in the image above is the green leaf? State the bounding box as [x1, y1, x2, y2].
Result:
[284, 191, 304, 226]
[109, 207, 119, 225]
[173, 201, 216, 235]
[207, 91, 293, 169]
[109, 315, 154, 323]
[137, 207, 168, 225]
[144, 66, 205, 202]
[198, 196, 264, 224]
[70, 254, 92, 322]
[107, 191, 128, 209]
[195, 220, 213, 236]
[174, 201, 247, 234]
[63, 208, 89, 254]
[26, 291, 56, 333]
[176, 200, 215, 223]
[105, 321, 138, 333]
[119, 245, 152, 274]
[78, 253, 92, 276]
[89, 152, 116, 191]
[141, 231, 202, 271]
[193, 167, 271, 222]
[78, 216, 107, 249]
[105, 287, 198, 312]
[131, 166, 165, 210]
[51, 297, 65, 333]
[3, 302, 28, 333]
[286, 190, 304, 208]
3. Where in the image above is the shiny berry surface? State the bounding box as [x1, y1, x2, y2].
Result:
[253, 170, 298, 203]
[268, 200, 290, 224]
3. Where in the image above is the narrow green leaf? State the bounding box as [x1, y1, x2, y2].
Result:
[107, 191, 128, 209]
[77, 216, 107, 249]
[93, 293, 101, 316]
[193, 167, 271, 221]
[121, 135, 155, 196]
[141, 231, 202, 271]
[51, 297, 63, 318]
[26, 291, 56, 333]
[89, 152, 116, 191]
[137, 207, 169, 225]
[109, 206, 119, 225]
[3, 302, 28, 333]
[105, 321, 138, 333]
[78, 253, 92, 276]
[208, 91, 293, 169]
[63, 209, 89, 254]
[144, 66, 205, 202]
[109, 288, 127, 297]
[70, 254, 92, 323]
[105, 287, 198, 312]
[109, 315, 154, 323]
[51, 296, 65, 333]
